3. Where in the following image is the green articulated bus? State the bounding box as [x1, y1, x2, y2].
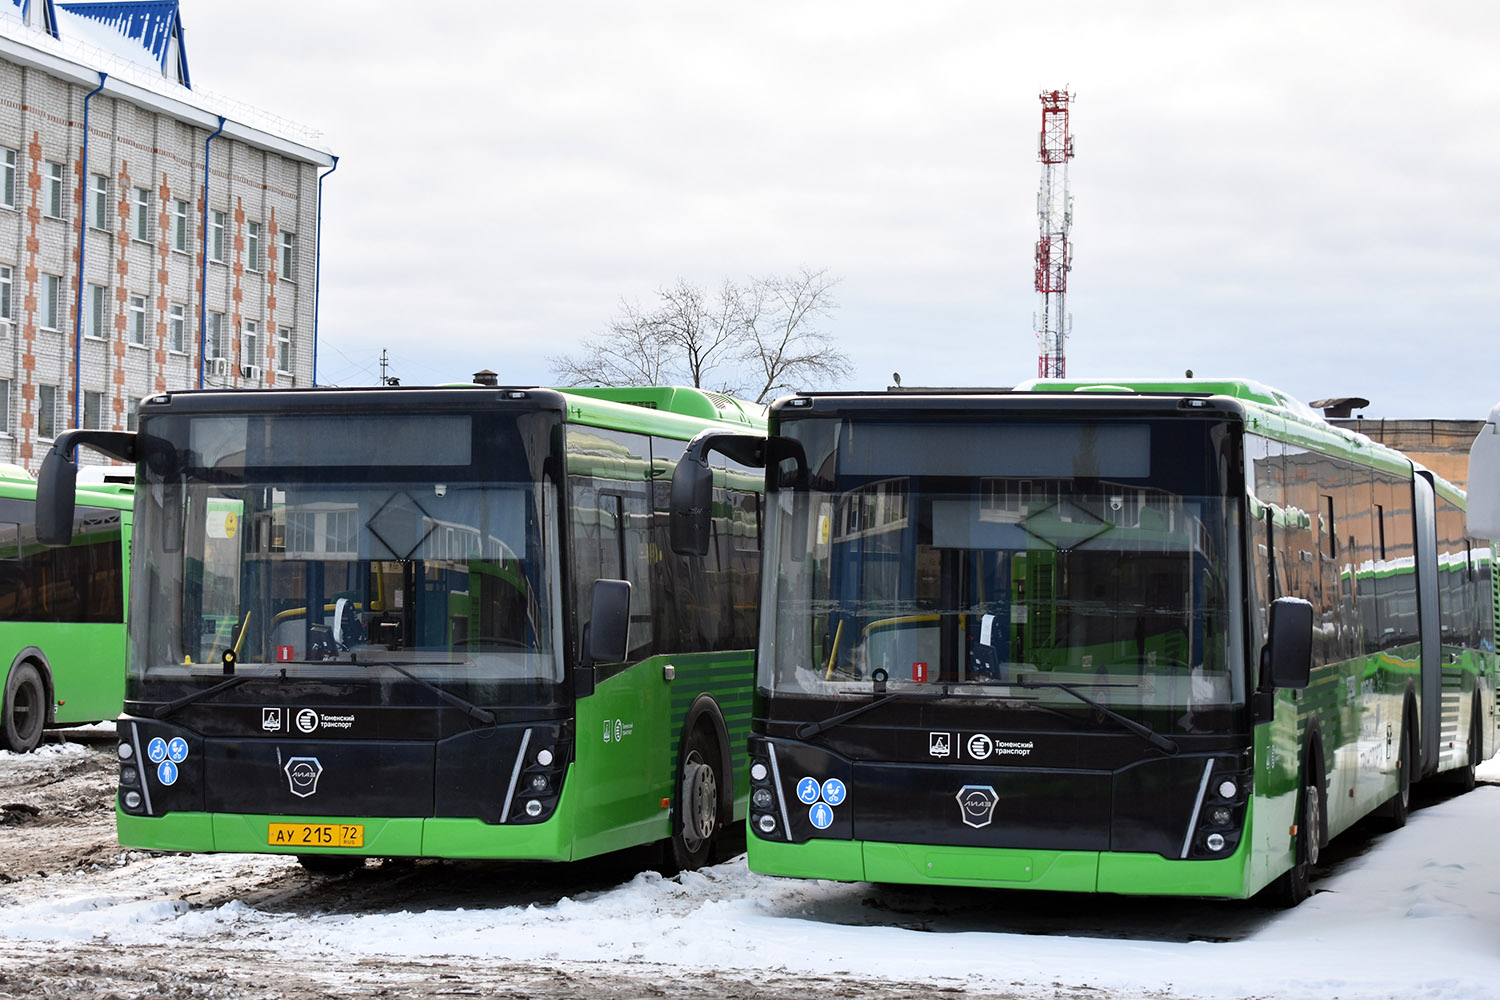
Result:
[0, 466, 133, 752]
[35, 383, 764, 872]
[671, 378, 1497, 905]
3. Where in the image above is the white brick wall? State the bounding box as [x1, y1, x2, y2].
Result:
[0, 53, 330, 472]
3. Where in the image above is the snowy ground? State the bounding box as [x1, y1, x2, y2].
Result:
[2, 736, 1498, 1000]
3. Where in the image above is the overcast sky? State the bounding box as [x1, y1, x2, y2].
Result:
[180, 1, 1499, 418]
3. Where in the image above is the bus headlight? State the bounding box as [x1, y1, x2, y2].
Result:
[1206, 832, 1226, 852]
[123, 791, 142, 810]
[1217, 779, 1238, 800]
[755, 814, 777, 836]
[118, 743, 133, 760]
[750, 762, 769, 782]
[120, 766, 139, 786]
[752, 788, 773, 810]
[525, 800, 543, 818]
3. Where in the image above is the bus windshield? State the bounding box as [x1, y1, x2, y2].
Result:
[129, 407, 563, 704]
[763, 415, 1245, 734]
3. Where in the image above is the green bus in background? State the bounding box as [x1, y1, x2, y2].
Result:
[674, 378, 1496, 906]
[35, 382, 764, 873]
[0, 465, 133, 752]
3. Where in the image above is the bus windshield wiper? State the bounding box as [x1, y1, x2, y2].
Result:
[153, 673, 255, 719]
[1013, 680, 1178, 754]
[796, 689, 954, 739]
[354, 658, 496, 725]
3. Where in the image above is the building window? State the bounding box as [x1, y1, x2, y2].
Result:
[41, 273, 61, 330]
[133, 187, 150, 241]
[169, 302, 185, 352]
[247, 221, 261, 271]
[84, 283, 107, 339]
[279, 231, 295, 280]
[172, 199, 189, 252]
[210, 210, 226, 262]
[128, 295, 146, 345]
[276, 325, 292, 373]
[83, 390, 104, 430]
[0, 148, 14, 209]
[207, 310, 224, 359]
[37, 384, 57, 440]
[0, 265, 10, 322]
[244, 319, 259, 366]
[126, 396, 139, 432]
[44, 161, 63, 218]
[90, 173, 108, 229]
[0, 378, 9, 435]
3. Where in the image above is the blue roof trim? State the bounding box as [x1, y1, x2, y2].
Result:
[56, 1, 189, 86]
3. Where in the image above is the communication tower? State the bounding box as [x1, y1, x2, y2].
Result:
[1034, 89, 1074, 377]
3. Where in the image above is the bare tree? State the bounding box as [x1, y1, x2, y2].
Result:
[739, 267, 850, 403]
[549, 269, 852, 403]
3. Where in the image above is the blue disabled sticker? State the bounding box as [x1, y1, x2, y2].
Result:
[166, 737, 189, 763]
[146, 737, 168, 764]
[157, 760, 179, 786]
[820, 778, 847, 807]
[796, 776, 821, 805]
[809, 801, 834, 829]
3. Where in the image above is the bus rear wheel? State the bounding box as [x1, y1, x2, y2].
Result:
[1444, 704, 1482, 794]
[1376, 714, 1413, 830]
[1, 662, 46, 753]
[667, 728, 722, 873]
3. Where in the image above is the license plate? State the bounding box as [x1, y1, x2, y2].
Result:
[267, 822, 364, 848]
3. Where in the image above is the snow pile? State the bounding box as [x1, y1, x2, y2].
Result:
[2, 768, 1498, 999]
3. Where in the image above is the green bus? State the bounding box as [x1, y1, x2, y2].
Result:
[0, 466, 132, 752]
[35, 382, 764, 872]
[673, 378, 1496, 904]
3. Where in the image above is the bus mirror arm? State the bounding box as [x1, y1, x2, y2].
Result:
[1254, 597, 1314, 722]
[37, 429, 139, 546]
[669, 429, 767, 556]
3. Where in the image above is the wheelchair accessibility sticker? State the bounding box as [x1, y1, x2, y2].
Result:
[146, 736, 188, 786]
[796, 775, 848, 830]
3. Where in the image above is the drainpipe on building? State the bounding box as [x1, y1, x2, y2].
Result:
[198, 116, 225, 389]
[312, 155, 338, 387]
[71, 71, 106, 451]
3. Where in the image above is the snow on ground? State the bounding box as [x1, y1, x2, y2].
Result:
[3, 750, 1499, 1000]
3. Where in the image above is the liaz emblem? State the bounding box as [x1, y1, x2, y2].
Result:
[956, 784, 999, 828]
[284, 756, 324, 798]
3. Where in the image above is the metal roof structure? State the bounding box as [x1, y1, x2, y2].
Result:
[55, 1, 189, 87]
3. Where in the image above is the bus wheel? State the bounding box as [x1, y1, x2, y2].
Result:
[296, 854, 364, 877]
[1377, 716, 1413, 830]
[1265, 772, 1321, 908]
[668, 729, 721, 872]
[1, 662, 46, 753]
[1445, 704, 1481, 794]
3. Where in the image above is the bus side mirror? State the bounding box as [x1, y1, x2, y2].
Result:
[1262, 597, 1313, 691]
[584, 579, 631, 666]
[668, 428, 766, 556]
[1466, 403, 1500, 539]
[36, 444, 79, 547]
[669, 457, 713, 557]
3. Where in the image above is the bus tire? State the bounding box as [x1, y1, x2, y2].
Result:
[1265, 759, 1323, 908]
[297, 854, 364, 877]
[667, 726, 722, 873]
[1444, 703, 1481, 794]
[1376, 710, 1413, 830]
[1, 661, 47, 753]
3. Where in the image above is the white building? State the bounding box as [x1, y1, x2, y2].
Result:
[0, 1, 336, 471]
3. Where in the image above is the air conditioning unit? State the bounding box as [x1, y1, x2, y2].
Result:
[209, 357, 232, 378]
[241, 364, 262, 381]
[0, 318, 10, 339]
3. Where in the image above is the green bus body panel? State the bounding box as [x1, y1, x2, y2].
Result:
[0, 476, 131, 729]
[750, 834, 1257, 897]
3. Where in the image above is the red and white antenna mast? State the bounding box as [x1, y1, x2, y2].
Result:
[1034, 89, 1074, 378]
